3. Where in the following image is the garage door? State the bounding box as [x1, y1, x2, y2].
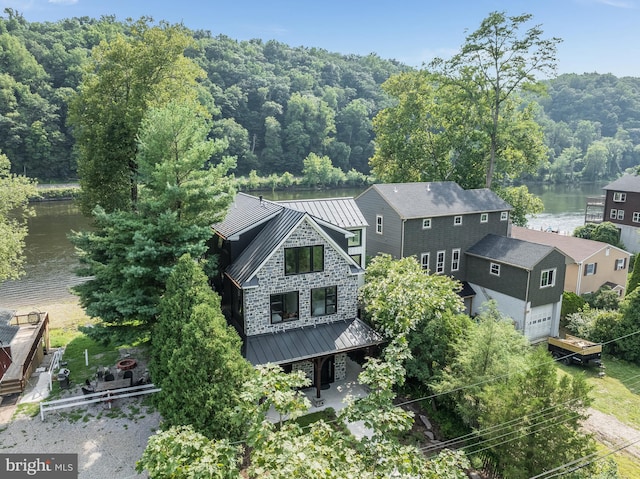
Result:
[527, 305, 553, 341]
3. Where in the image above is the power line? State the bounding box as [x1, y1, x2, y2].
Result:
[529, 435, 640, 479]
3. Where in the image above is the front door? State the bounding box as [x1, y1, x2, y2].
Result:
[320, 355, 335, 386]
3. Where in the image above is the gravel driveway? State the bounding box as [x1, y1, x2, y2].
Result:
[0, 391, 160, 479]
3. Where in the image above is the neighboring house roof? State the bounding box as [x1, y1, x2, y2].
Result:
[603, 174, 640, 193]
[0, 308, 15, 324]
[0, 308, 18, 346]
[245, 317, 384, 365]
[359, 182, 511, 219]
[466, 234, 558, 270]
[278, 197, 368, 228]
[212, 192, 283, 239]
[510, 226, 629, 263]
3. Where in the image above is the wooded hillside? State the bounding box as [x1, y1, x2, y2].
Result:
[1, 10, 639, 183]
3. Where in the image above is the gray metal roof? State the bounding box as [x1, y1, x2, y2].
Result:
[0, 308, 15, 325]
[359, 182, 511, 219]
[466, 234, 557, 270]
[226, 207, 306, 287]
[0, 308, 18, 346]
[278, 197, 368, 228]
[212, 192, 283, 239]
[603, 174, 640, 193]
[245, 318, 384, 365]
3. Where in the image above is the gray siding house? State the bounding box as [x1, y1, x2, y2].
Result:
[466, 235, 567, 342]
[211, 193, 383, 400]
[356, 182, 511, 278]
[356, 182, 567, 342]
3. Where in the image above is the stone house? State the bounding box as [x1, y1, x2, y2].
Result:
[210, 193, 383, 401]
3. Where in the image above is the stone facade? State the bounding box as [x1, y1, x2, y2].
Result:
[243, 217, 360, 336]
[291, 353, 347, 382]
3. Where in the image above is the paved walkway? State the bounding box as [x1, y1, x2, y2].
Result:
[268, 357, 373, 438]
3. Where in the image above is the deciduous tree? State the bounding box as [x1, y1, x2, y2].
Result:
[0, 152, 37, 282]
[69, 19, 205, 214]
[431, 11, 561, 189]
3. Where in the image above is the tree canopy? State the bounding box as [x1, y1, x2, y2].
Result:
[0, 151, 37, 282]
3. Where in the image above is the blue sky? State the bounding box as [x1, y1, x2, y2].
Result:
[1, 0, 639, 77]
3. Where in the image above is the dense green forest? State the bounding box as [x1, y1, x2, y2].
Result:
[1, 9, 640, 184]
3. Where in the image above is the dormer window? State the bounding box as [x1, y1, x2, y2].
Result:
[613, 192, 627, 202]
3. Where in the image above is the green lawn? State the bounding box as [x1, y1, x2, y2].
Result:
[558, 357, 640, 478]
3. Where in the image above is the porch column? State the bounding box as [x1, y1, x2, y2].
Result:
[313, 356, 329, 399]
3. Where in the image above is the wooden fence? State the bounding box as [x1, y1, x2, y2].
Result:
[40, 383, 160, 421]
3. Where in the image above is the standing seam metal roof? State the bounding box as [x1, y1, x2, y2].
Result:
[278, 198, 368, 228]
[245, 317, 384, 365]
[212, 192, 283, 239]
[226, 207, 305, 287]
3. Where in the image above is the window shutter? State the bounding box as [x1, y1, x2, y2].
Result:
[594, 263, 597, 274]
[584, 265, 588, 276]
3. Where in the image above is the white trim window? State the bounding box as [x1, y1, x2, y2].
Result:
[422, 218, 432, 229]
[454, 216, 462, 226]
[490, 262, 500, 276]
[585, 263, 597, 276]
[541, 268, 556, 288]
[376, 215, 383, 234]
[615, 258, 627, 270]
[436, 250, 445, 274]
[633, 212, 640, 223]
[480, 213, 488, 223]
[613, 192, 627, 202]
[451, 248, 460, 272]
[618, 209, 625, 221]
[500, 211, 509, 221]
[421, 252, 430, 271]
[610, 209, 617, 219]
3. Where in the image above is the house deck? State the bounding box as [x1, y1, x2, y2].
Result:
[0, 313, 49, 395]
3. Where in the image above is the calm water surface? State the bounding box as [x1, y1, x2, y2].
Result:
[0, 183, 607, 309]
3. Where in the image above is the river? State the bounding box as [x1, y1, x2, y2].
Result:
[0, 183, 608, 310]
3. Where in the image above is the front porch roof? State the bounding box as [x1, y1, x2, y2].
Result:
[245, 317, 384, 366]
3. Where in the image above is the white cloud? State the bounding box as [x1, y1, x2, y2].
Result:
[593, 0, 635, 8]
[48, 0, 79, 5]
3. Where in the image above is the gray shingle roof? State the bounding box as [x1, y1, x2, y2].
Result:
[603, 174, 640, 193]
[245, 318, 384, 365]
[360, 182, 511, 219]
[466, 234, 557, 270]
[226, 207, 306, 287]
[212, 192, 283, 239]
[278, 197, 368, 228]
